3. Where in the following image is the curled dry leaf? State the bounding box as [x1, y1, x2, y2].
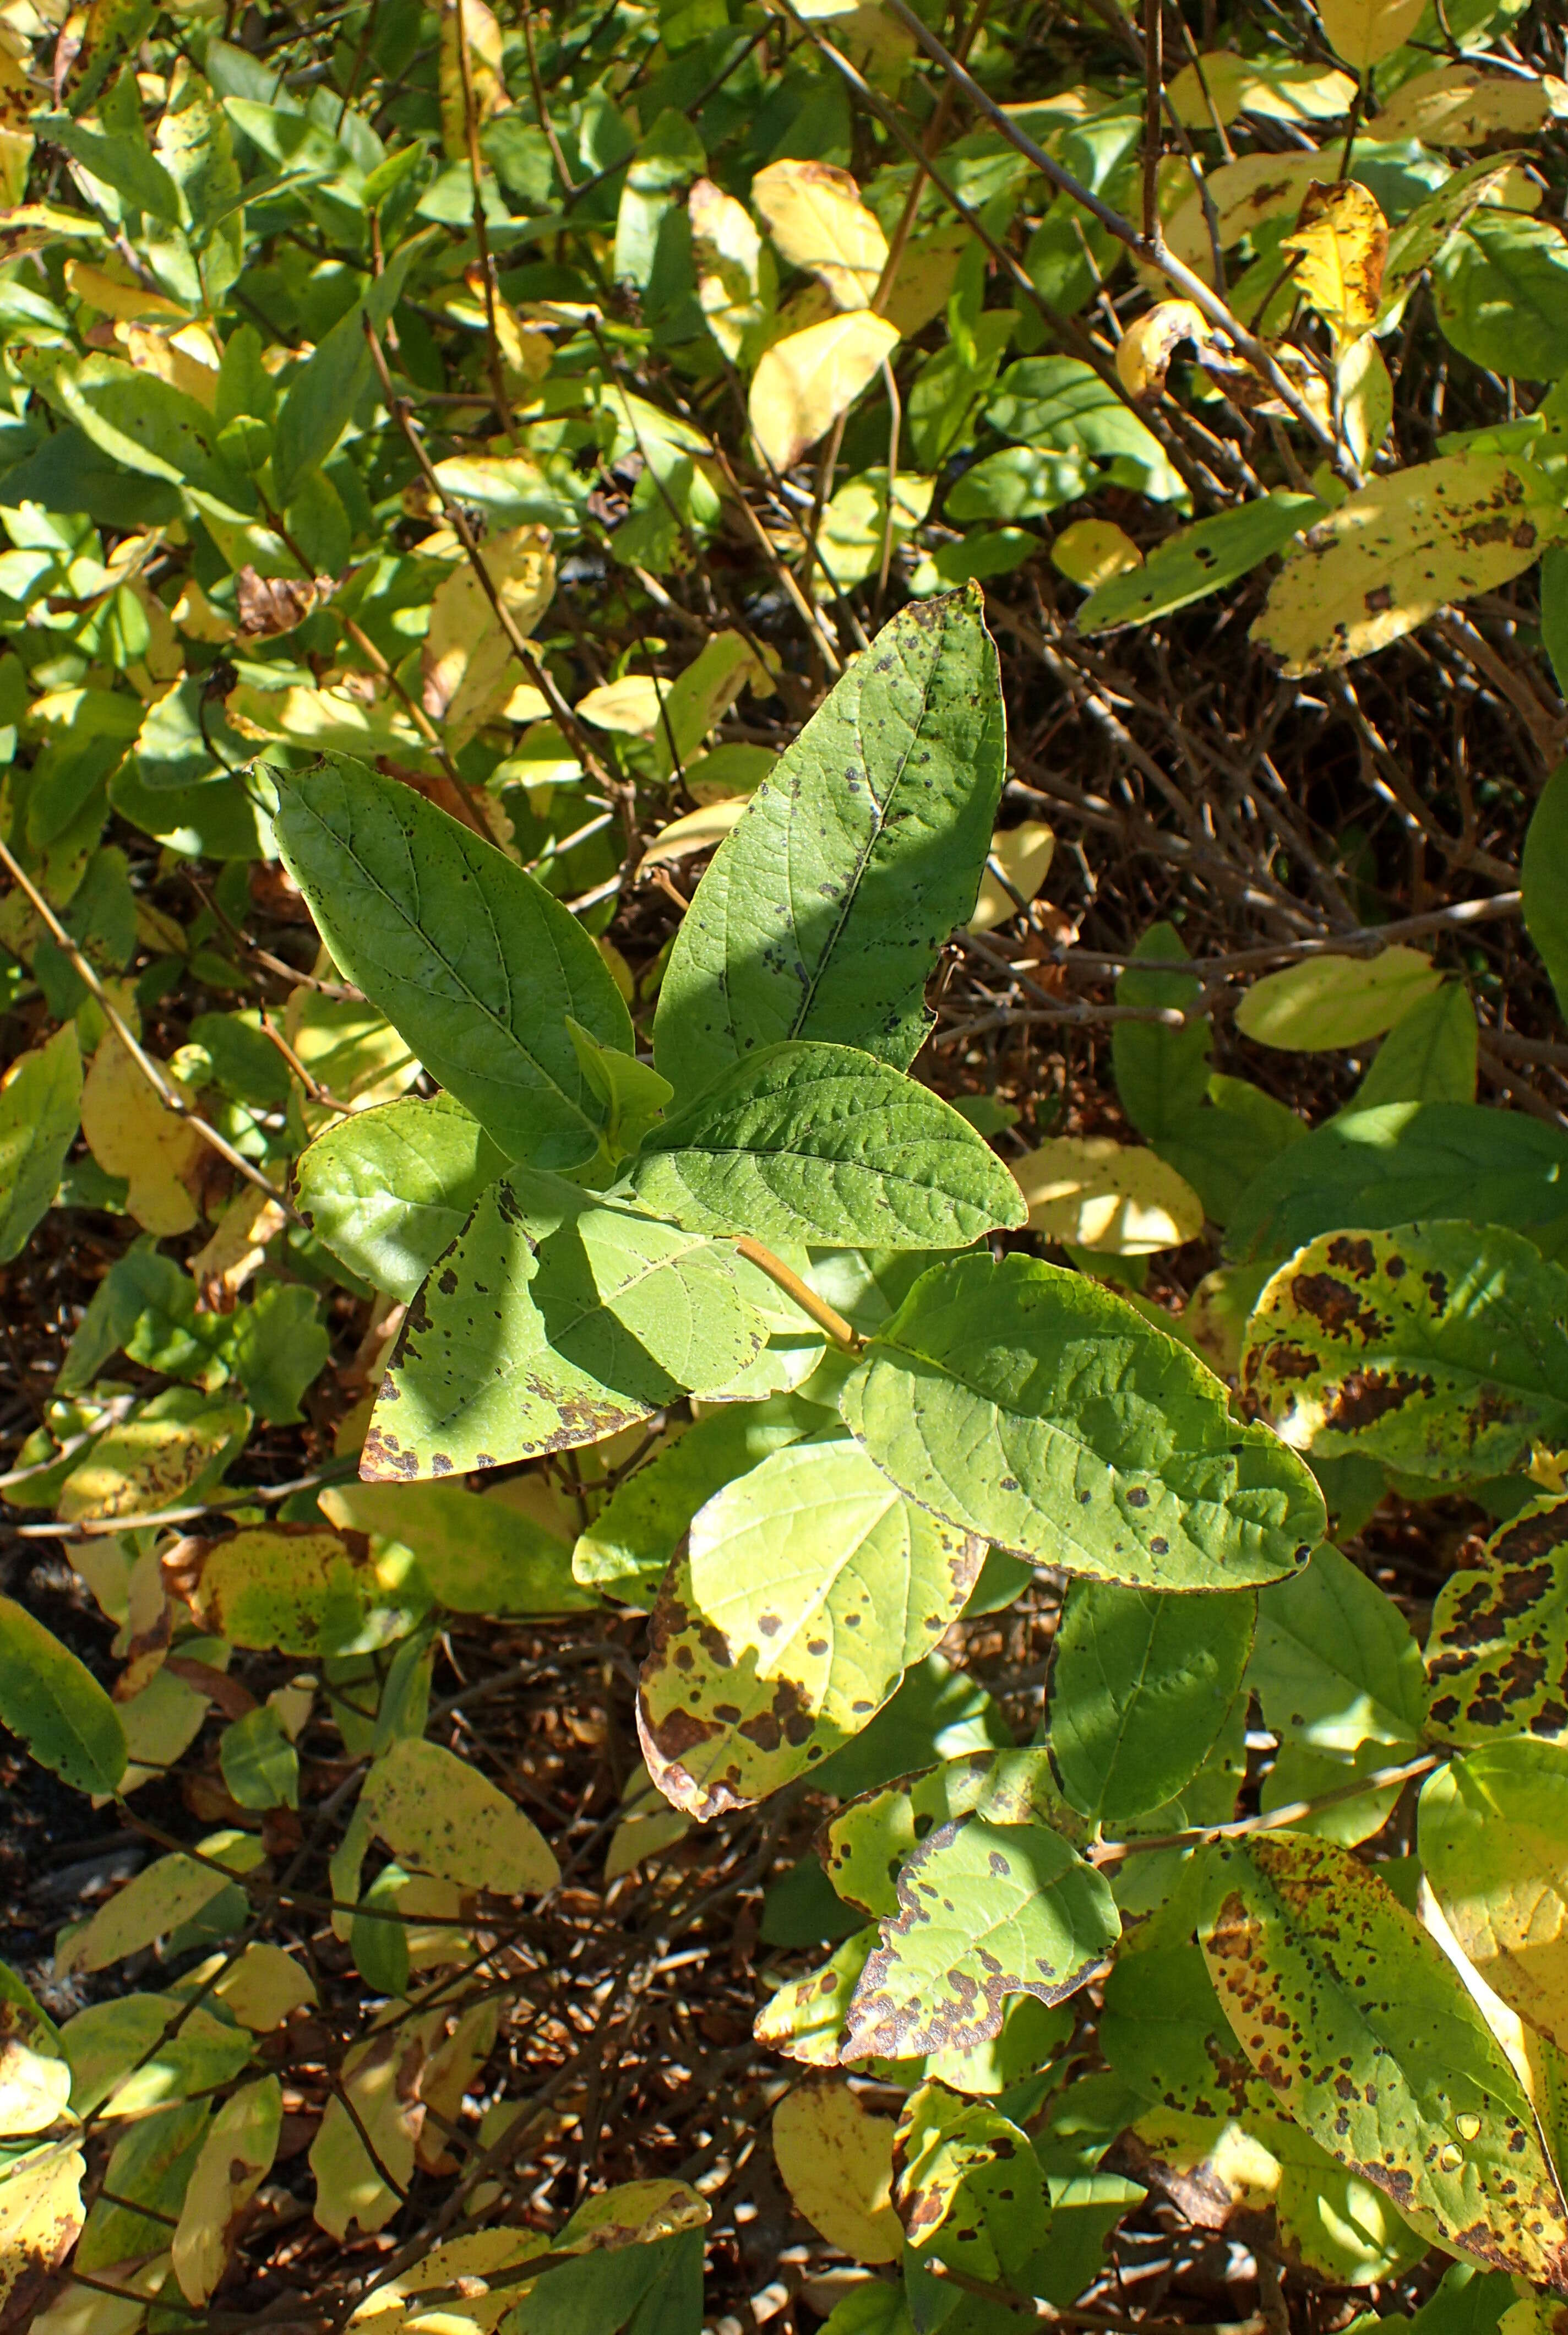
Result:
[236, 566, 333, 639]
[1116, 300, 1213, 398]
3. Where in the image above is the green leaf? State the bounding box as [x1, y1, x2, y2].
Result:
[61, 1996, 253, 2122]
[1249, 1540, 1427, 1753]
[987, 355, 1170, 477]
[1434, 213, 1568, 381]
[321, 1476, 594, 1613]
[364, 1170, 774, 1481]
[1223, 1101, 1568, 1266]
[1234, 947, 1444, 1051]
[571, 1395, 816, 1599]
[652, 591, 1005, 1103]
[628, 1040, 1026, 1248]
[1112, 924, 1210, 1138]
[16, 349, 243, 504]
[41, 117, 182, 220]
[1242, 1221, 1568, 1479]
[636, 1436, 984, 1817]
[565, 1018, 672, 1161]
[270, 238, 426, 506]
[0, 1594, 126, 1796]
[1351, 983, 1478, 1107]
[0, 1024, 81, 1263]
[825, 1747, 1086, 1920]
[841, 1251, 1325, 1588]
[224, 1282, 329, 1424]
[295, 1093, 508, 1302]
[275, 756, 633, 1170]
[220, 1708, 300, 1811]
[1524, 760, 1568, 1027]
[1419, 1736, 1568, 2052]
[895, 2081, 1052, 2295]
[1077, 493, 1322, 632]
[1425, 1492, 1568, 1747]
[842, 1813, 1120, 2059]
[1048, 1581, 1256, 1825]
[1200, 1833, 1568, 2289]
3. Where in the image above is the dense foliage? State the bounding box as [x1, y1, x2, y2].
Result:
[3, 0, 1568, 2326]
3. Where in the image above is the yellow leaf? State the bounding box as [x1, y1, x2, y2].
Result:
[1375, 64, 1568, 145]
[118, 318, 220, 406]
[55, 1832, 264, 1975]
[575, 673, 666, 734]
[968, 822, 1056, 933]
[172, 2077, 281, 2302]
[200, 1941, 317, 2032]
[1254, 453, 1568, 675]
[227, 678, 423, 757]
[639, 797, 748, 867]
[1165, 53, 1357, 127]
[1013, 1135, 1205, 1253]
[1280, 179, 1388, 344]
[1234, 946, 1443, 1049]
[881, 221, 970, 338]
[0, 2140, 85, 2323]
[772, 2078, 902, 2264]
[0, 2039, 72, 2136]
[81, 1030, 204, 1235]
[1115, 299, 1213, 398]
[65, 257, 190, 323]
[559, 2177, 710, 2251]
[439, 0, 508, 161]
[815, 466, 934, 596]
[311, 2017, 439, 2239]
[1338, 330, 1393, 465]
[749, 311, 900, 471]
[1318, 0, 1427, 70]
[1164, 150, 1329, 281]
[751, 158, 888, 311]
[690, 175, 768, 361]
[421, 524, 555, 743]
[188, 1185, 288, 1304]
[1051, 519, 1143, 590]
[416, 1999, 498, 2172]
[362, 1736, 560, 1894]
[347, 2230, 546, 2332]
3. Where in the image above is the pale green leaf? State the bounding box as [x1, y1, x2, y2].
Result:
[295, 1093, 509, 1302]
[1352, 983, 1478, 1107]
[363, 1170, 774, 1481]
[571, 1394, 816, 1599]
[0, 1023, 81, 1263]
[1235, 948, 1444, 1051]
[361, 1737, 559, 1893]
[1249, 1540, 1427, 1752]
[628, 1040, 1026, 1248]
[636, 1436, 983, 1817]
[321, 1477, 593, 1613]
[841, 1251, 1325, 1588]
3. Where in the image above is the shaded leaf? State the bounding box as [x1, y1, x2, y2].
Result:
[0, 1596, 126, 1796]
[0, 1024, 81, 1263]
[842, 1250, 1325, 1588]
[321, 1478, 591, 1614]
[1426, 1494, 1568, 1746]
[1523, 759, 1568, 1027]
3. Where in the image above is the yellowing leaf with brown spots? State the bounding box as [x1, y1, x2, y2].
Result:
[1242, 1224, 1568, 1484]
[1013, 1134, 1204, 1253]
[57, 1388, 251, 1526]
[81, 1030, 204, 1235]
[310, 2013, 441, 2240]
[1200, 1833, 1568, 2291]
[1420, 1739, 1568, 2054]
[1115, 300, 1214, 398]
[1317, 0, 1426, 69]
[772, 2077, 902, 2263]
[636, 1437, 984, 1820]
[165, 1523, 428, 1658]
[842, 1812, 1119, 2062]
[1425, 1495, 1568, 1748]
[751, 159, 888, 311]
[1376, 64, 1568, 146]
[1254, 453, 1568, 675]
[0, 2141, 85, 2326]
[894, 2081, 1054, 2294]
[421, 525, 554, 744]
[361, 1736, 559, 1894]
[344, 2229, 546, 2334]
[1280, 180, 1389, 344]
[172, 2077, 281, 2303]
[749, 312, 900, 471]
[1164, 150, 1330, 280]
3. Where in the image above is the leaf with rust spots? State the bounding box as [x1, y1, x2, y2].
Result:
[637, 1438, 983, 1818]
[755, 1925, 880, 2065]
[366, 1166, 774, 1482]
[1425, 1494, 1568, 1747]
[1420, 1737, 1568, 2055]
[774, 2077, 902, 2263]
[309, 2011, 443, 2241]
[1254, 452, 1568, 675]
[1200, 1833, 1568, 2291]
[360, 1737, 559, 1895]
[166, 1522, 429, 1659]
[58, 1387, 251, 1527]
[893, 2079, 1052, 2290]
[1280, 180, 1389, 346]
[842, 1812, 1119, 2062]
[0, 2139, 86, 2326]
[1242, 1222, 1568, 1483]
[843, 1249, 1324, 1589]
